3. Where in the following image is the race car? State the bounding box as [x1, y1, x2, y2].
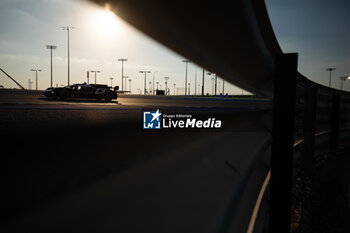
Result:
[44, 83, 118, 101]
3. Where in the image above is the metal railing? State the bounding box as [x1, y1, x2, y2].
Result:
[211, 56, 350, 233]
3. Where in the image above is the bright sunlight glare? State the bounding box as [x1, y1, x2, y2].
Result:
[91, 7, 122, 38]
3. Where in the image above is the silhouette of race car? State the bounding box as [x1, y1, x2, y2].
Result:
[44, 83, 119, 101]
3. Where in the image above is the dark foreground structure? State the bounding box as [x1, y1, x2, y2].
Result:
[1, 0, 350, 233]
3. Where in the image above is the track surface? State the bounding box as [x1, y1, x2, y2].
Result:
[0, 91, 272, 233]
[0, 92, 271, 130]
[0, 92, 270, 109]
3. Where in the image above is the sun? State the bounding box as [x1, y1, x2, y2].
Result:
[92, 7, 123, 37]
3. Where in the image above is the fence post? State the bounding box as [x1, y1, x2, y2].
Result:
[269, 53, 298, 233]
[330, 93, 340, 152]
[302, 84, 318, 172]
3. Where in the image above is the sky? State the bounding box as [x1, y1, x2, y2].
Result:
[265, 0, 350, 89]
[0, 0, 241, 95]
[0, 0, 349, 93]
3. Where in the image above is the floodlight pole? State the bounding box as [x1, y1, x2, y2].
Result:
[339, 76, 350, 90]
[222, 79, 225, 95]
[326, 68, 336, 88]
[46, 45, 57, 87]
[211, 77, 215, 95]
[182, 60, 190, 95]
[118, 58, 128, 91]
[152, 71, 158, 95]
[30, 69, 42, 90]
[164, 77, 170, 95]
[194, 68, 197, 95]
[202, 68, 205, 96]
[62, 26, 74, 85]
[214, 74, 217, 95]
[123, 76, 129, 90]
[207, 72, 214, 95]
[90, 70, 100, 84]
[140, 70, 151, 95]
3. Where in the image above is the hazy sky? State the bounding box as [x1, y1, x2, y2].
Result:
[0, 0, 239, 95]
[0, 0, 350, 93]
[266, 0, 350, 89]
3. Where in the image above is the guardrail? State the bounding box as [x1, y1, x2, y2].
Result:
[90, 0, 350, 233]
[215, 54, 350, 233]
